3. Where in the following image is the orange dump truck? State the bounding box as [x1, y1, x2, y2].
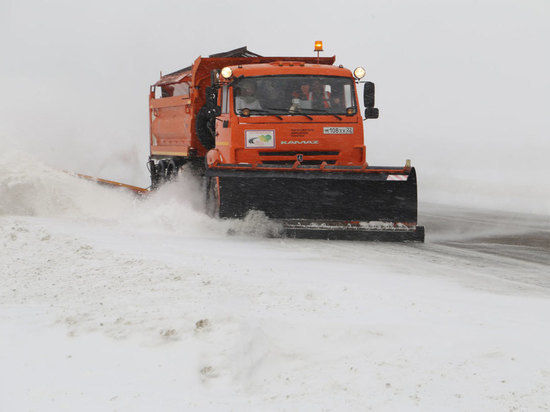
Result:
[148, 45, 424, 241]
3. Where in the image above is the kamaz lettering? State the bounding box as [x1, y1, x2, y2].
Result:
[280, 140, 319, 145]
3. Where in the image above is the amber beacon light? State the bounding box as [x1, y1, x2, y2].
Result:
[314, 40, 324, 62]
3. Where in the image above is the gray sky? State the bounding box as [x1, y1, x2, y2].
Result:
[1, 0, 549, 213]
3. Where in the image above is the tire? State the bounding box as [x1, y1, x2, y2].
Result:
[148, 159, 161, 189]
[149, 159, 180, 189]
[205, 177, 220, 217]
[165, 160, 179, 181]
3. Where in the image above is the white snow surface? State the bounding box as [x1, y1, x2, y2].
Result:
[1, 151, 550, 411]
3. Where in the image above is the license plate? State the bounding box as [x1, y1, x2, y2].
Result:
[323, 127, 353, 134]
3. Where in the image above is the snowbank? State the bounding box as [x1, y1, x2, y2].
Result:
[1, 150, 549, 410]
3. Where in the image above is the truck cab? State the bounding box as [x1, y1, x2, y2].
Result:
[208, 62, 366, 168]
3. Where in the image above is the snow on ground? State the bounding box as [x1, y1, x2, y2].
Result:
[1, 151, 550, 411]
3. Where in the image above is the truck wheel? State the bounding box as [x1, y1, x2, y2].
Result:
[165, 160, 179, 181]
[148, 159, 161, 189]
[149, 159, 179, 189]
[206, 177, 220, 217]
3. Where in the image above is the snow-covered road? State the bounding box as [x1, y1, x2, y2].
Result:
[1, 155, 549, 411]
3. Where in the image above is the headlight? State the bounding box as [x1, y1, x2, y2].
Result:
[221, 67, 233, 79]
[353, 67, 366, 80]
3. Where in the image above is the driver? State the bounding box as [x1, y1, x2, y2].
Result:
[235, 80, 262, 111]
[309, 80, 331, 110]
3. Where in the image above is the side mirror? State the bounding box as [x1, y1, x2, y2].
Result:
[364, 107, 379, 119]
[363, 81, 379, 119]
[364, 81, 375, 107]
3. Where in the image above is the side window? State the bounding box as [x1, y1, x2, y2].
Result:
[161, 85, 174, 98]
[172, 82, 190, 97]
[221, 85, 229, 114]
[344, 84, 353, 108]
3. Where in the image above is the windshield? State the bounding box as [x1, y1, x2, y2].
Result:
[233, 75, 357, 116]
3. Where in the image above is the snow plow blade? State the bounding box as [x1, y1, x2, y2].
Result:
[206, 166, 424, 242]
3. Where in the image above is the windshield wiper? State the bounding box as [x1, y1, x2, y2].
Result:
[265, 107, 313, 120]
[242, 109, 283, 120]
[296, 108, 342, 120]
[291, 113, 313, 120]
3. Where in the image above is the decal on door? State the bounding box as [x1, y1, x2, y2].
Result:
[245, 130, 275, 148]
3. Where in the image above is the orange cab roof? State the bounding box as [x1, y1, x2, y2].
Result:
[228, 61, 351, 78]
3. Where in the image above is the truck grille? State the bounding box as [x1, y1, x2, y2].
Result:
[258, 151, 339, 166]
[259, 151, 339, 157]
[261, 160, 337, 166]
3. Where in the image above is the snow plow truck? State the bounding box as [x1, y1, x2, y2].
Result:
[147, 44, 424, 242]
